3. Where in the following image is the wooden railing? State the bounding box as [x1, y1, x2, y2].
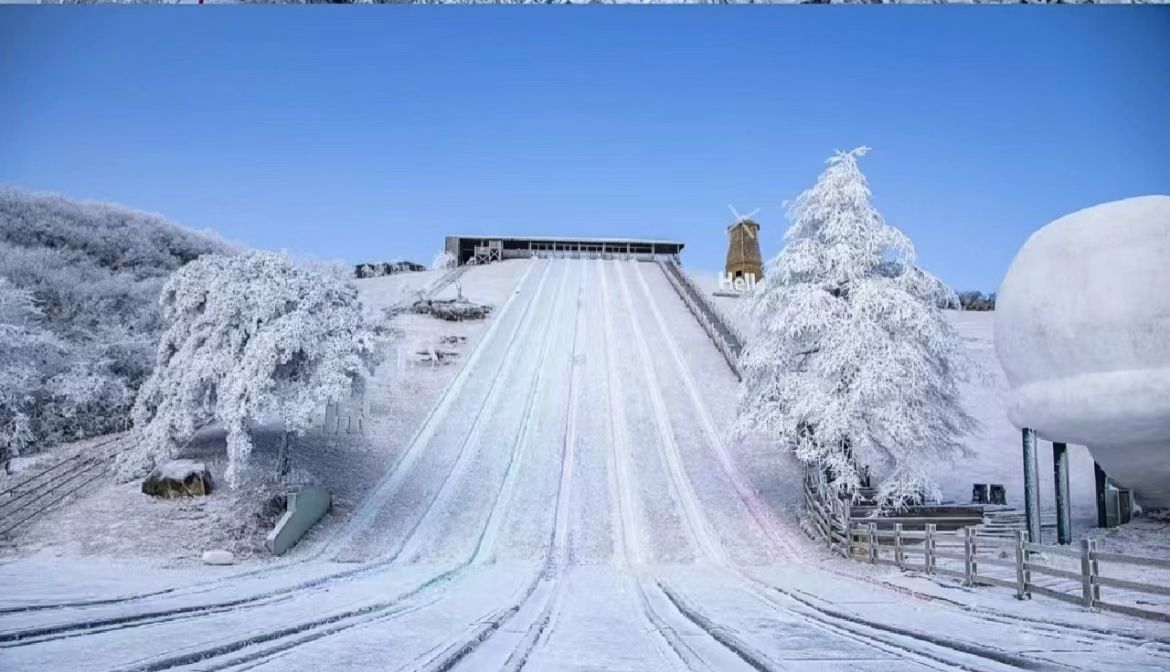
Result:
[803, 469, 1170, 623]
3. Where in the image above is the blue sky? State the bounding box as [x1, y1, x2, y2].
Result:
[2, 9, 1168, 291]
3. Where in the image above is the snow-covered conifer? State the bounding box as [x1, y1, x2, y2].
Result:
[737, 147, 976, 508]
[126, 252, 381, 487]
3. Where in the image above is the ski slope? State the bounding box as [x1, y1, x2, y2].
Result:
[3, 259, 1170, 671]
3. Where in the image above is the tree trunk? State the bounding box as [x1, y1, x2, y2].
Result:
[277, 430, 292, 481]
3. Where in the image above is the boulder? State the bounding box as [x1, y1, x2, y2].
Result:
[142, 460, 214, 498]
[412, 298, 491, 322]
[201, 549, 235, 565]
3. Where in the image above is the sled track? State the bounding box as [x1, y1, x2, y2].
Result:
[354, 262, 588, 672]
[385, 259, 563, 566]
[600, 260, 734, 671]
[0, 262, 552, 646]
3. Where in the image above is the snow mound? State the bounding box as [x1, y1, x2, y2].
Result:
[996, 195, 1170, 508]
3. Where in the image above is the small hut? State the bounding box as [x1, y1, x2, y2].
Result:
[725, 211, 763, 282]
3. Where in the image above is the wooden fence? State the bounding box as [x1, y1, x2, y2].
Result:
[803, 470, 1170, 623]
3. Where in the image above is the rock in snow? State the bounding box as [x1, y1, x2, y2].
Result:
[996, 195, 1170, 509]
[141, 460, 214, 498]
[201, 549, 235, 565]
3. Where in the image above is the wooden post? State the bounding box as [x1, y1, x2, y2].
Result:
[1053, 442, 1072, 545]
[1014, 529, 1029, 600]
[925, 524, 936, 575]
[868, 523, 877, 564]
[964, 526, 976, 586]
[1080, 538, 1100, 608]
[839, 499, 851, 559]
[1094, 462, 1108, 528]
[894, 523, 904, 569]
[1022, 428, 1042, 543]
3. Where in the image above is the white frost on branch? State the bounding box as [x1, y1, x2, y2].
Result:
[737, 147, 976, 508]
[125, 252, 382, 487]
[431, 250, 457, 272]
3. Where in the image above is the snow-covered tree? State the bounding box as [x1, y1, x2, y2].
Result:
[126, 252, 381, 487]
[737, 147, 976, 508]
[431, 249, 457, 271]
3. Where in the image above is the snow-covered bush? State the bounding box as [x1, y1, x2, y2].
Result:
[737, 147, 976, 508]
[127, 252, 382, 487]
[0, 187, 234, 452]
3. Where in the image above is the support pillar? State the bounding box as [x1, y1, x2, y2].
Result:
[1094, 462, 1108, 528]
[1053, 442, 1072, 545]
[1022, 428, 1042, 544]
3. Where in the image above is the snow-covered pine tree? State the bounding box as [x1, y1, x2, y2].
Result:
[125, 252, 381, 487]
[737, 147, 976, 508]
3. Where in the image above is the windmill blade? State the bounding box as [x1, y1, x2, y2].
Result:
[728, 204, 742, 222]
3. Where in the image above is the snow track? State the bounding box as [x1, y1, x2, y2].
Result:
[6, 259, 1170, 671]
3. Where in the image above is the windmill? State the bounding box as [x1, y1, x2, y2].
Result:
[725, 205, 763, 284]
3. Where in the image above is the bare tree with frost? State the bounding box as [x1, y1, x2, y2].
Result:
[737, 147, 976, 508]
[125, 252, 381, 487]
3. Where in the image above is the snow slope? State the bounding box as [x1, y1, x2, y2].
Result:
[3, 259, 1169, 671]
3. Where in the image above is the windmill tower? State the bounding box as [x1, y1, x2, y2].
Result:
[725, 205, 763, 282]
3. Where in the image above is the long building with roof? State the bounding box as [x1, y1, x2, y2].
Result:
[444, 235, 684, 266]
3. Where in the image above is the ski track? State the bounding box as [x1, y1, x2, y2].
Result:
[5, 259, 1170, 672]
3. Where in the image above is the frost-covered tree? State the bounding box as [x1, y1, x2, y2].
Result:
[0, 278, 64, 467]
[431, 250, 457, 271]
[737, 147, 976, 508]
[126, 252, 381, 487]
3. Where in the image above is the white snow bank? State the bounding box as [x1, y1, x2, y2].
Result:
[996, 195, 1170, 508]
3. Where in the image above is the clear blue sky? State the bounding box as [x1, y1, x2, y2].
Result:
[2, 9, 1168, 291]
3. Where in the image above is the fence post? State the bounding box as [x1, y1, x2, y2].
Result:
[1080, 538, 1100, 608]
[825, 495, 834, 552]
[925, 524, 936, 575]
[868, 523, 877, 564]
[1014, 529, 1029, 600]
[839, 504, 851, 559]
[894, 523, 904, 569]
[964, 526, 976, 586]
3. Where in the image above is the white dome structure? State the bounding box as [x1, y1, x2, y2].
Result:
[995, 195, 1170, 509]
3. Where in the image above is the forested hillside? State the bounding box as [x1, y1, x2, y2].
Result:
[0, 188, 237, 458]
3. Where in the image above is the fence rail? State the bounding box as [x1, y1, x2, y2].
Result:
[657, 260, 743, 380]
[0, 435, 126, 537]
[802, 468, 1170, 623]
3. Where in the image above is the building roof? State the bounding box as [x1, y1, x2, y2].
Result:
[447, 234, 684, 248]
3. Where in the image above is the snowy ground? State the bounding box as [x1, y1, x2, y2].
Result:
[3, 259, 1170, 671]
